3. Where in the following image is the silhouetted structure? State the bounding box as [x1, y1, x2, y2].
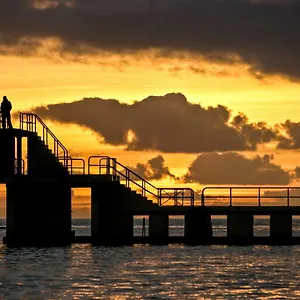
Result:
[142, 217, 146, 236]
[0, 96, 13, 129]
[0, 112, 300, 246]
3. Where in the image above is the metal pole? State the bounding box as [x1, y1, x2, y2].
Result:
[229, 188, 232, 207]
[258, 188, 261, 207]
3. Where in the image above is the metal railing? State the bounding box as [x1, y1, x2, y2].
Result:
[88, 156, 194, 206]
[20, 112, 69, 168]
[201, 186, 300, 207]
[58, 156, 85, 175]
[18, 113, 194, 205]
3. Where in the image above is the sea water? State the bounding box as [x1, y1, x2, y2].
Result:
[0, 218, 300, 299]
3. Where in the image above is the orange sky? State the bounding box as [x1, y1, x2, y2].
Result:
[1, 52, 300, 218]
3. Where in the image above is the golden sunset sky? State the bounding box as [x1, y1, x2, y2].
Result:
[1, 0, 300, 217]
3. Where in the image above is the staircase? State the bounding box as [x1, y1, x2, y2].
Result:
[1, 112, 194, 208]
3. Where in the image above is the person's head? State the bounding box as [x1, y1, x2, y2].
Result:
[3, 96, 7, 101]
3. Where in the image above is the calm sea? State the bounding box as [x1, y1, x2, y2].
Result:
[1, 217, 300, 299]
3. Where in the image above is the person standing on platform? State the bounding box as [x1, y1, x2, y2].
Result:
[0, 96, 13, 129]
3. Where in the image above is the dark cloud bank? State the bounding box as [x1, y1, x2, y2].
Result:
[27, 91, 300, 185]
[1, 0, 300, 79]
[129, 152, 300, 185]
[30, 93, 298, 153]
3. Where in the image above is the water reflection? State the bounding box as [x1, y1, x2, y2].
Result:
[1, 222, 300, 298]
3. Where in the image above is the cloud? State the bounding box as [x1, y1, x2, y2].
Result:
[1, 0, 300, 79]
[129, 155, 176, 180]
[277, 120, 300, 149]
[28, 93, 278, 153]
[183, 152, 292, 185]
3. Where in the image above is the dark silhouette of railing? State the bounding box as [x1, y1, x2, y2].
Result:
[88, 156, 194, 206]
[20, 112, 69, 168]
[58, 156, 85, 175]
[17, 113, 195, 206]
[201, 186, 300, 207]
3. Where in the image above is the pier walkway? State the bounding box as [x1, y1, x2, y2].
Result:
[1, 112, 300, 246]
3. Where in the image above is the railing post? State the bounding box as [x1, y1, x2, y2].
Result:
[180, 189, 183, 206]
[158, 189, 161, 206]
[229, 187, 232, 207]
[201, 192, 204, 206]
[106, 157, 110, 175]
[112, 158, 117, 177]
[258, 188, 261, 207]
[141, 181, 144, 197]
[287, 188, 290, 207]
[70, 157, 72, 174]
[192, 191, 194, 207]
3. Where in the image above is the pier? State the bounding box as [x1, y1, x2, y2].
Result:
[1, 113, 300, 246]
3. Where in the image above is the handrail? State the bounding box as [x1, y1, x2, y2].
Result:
[158, 188, 195, 206]
[20, 112, 69, 168]
[88, 155, 194, 206]
[201, 186, 300, 207]
[70, 158, 85, 175]
[88, 155, 158, 200]
[58, 156, 85, 175]
[17, 113, 194, 206]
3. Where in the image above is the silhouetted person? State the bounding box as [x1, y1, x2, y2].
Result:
[0, 96, 13, 129]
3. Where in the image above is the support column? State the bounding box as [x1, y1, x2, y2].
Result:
[227, 213, 253, 240]
[184, 208, 212, 242]
[149, 213, 169, 242]
[91, 183, 134, 245]
[0, 131, 15, 181]
[4, 178, 72, 246]
[16, 136, 22, 175]
[270, 214, 292, 239]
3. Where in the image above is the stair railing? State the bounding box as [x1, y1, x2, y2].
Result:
[20, 112, 69, 168]
[88, 156, 194, 206]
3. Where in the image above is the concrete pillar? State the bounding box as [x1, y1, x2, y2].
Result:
[149, 213, 169, 240]
[4, 178, 72, 246]
[16, 136, 22, 175]
[91, 183, 134, 245]
[184, 209, 212, 241]
[0, 131, 15, 181]
[270, 214, 292, 238]
[227, 213, 253, 239]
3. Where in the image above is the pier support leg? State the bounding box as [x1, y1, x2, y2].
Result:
[184, 209, 212, 243]
[149, 213, 169, 243]
[5, 179, 72, 246]
[270, 214, 292, 239]
[91, 183, 133, 245]
[227, 214, 253, 240]
[0, 131, 15, 181]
